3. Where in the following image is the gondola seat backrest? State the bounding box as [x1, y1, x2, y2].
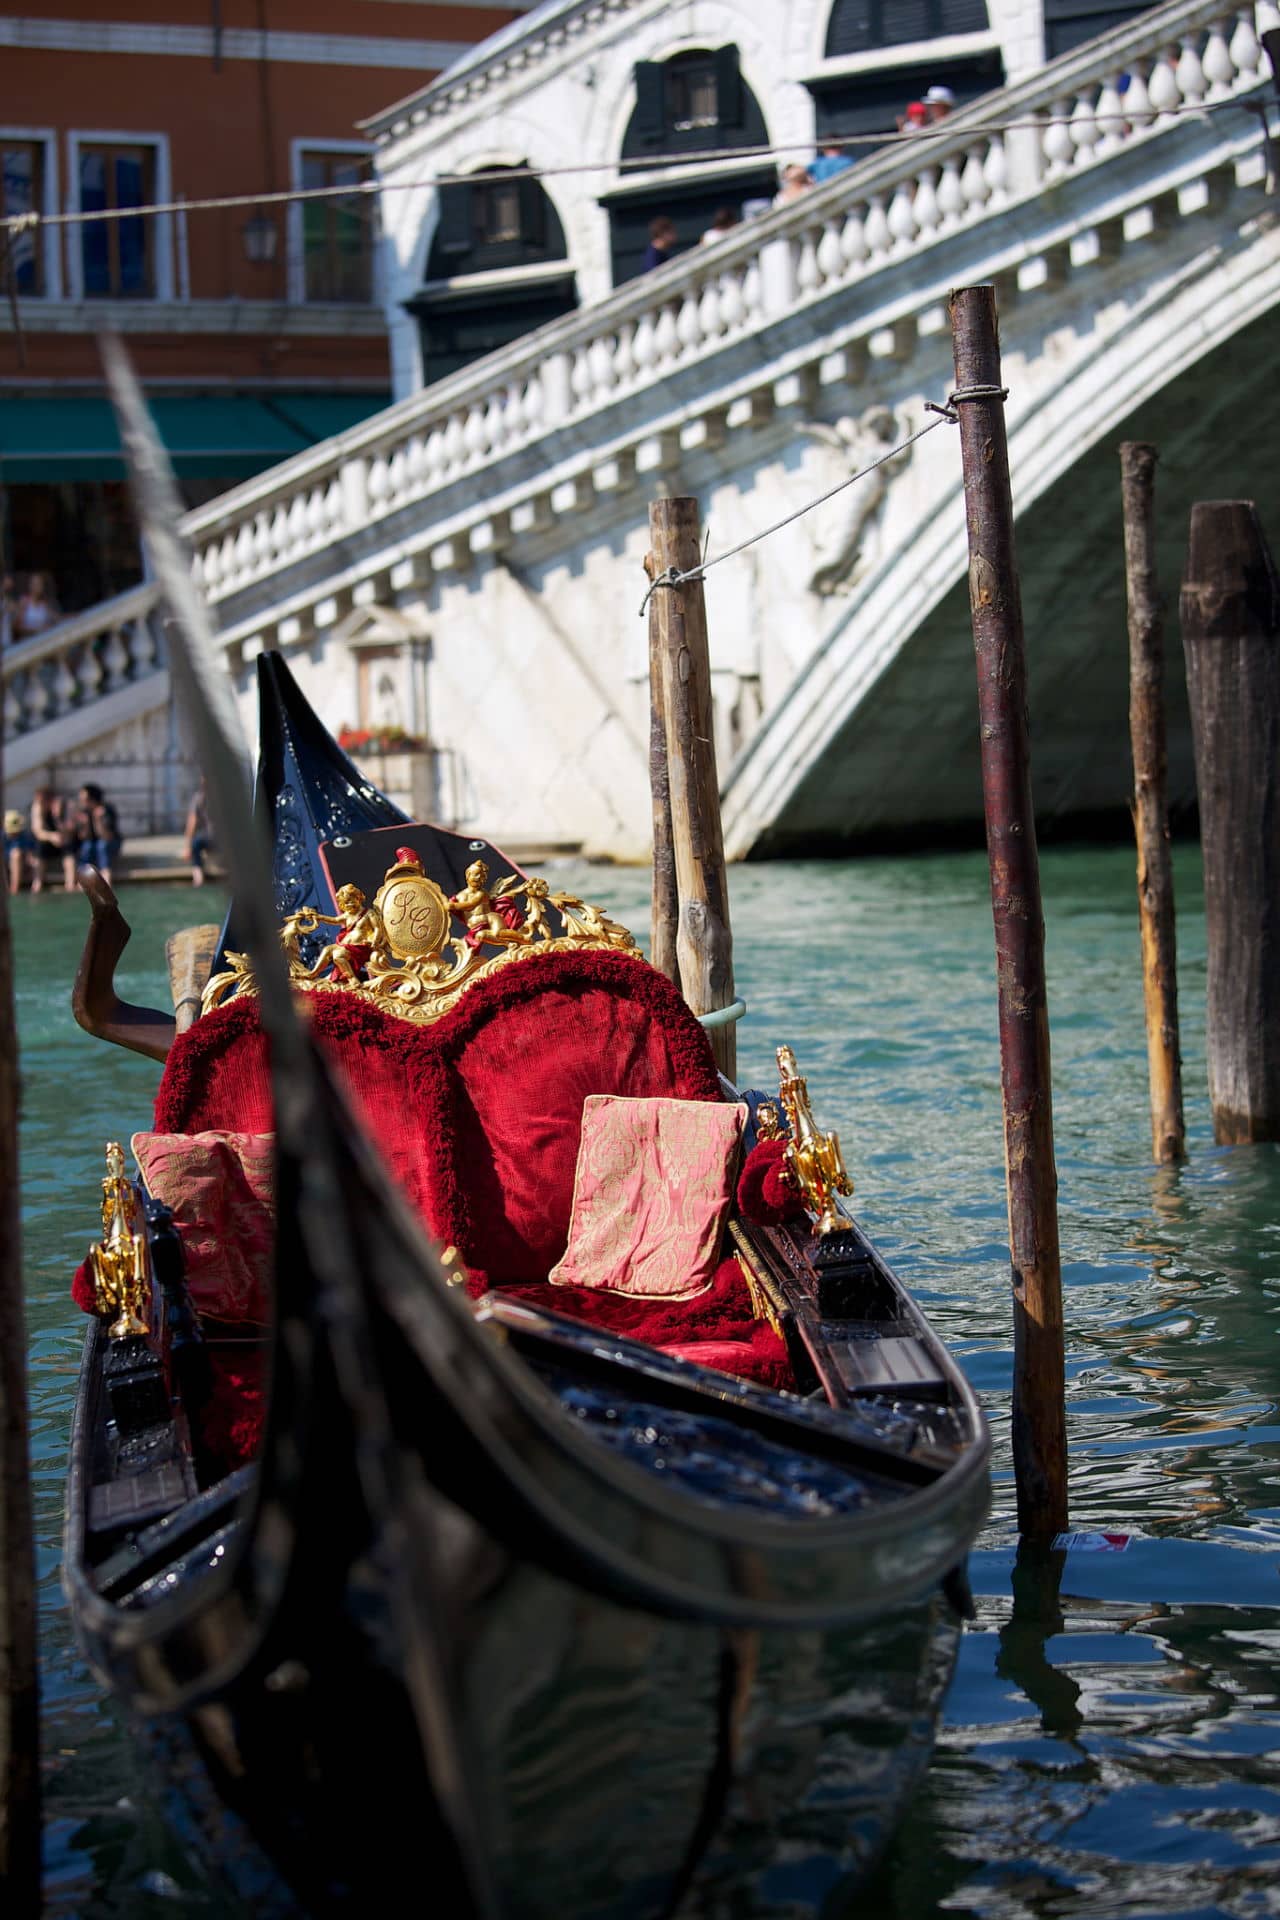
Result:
[151, 949, 723, 1301]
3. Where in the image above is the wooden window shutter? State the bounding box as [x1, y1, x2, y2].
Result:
[517, 174, 547, 249]
[437, 181, 472, 254]
[713, 45, 743, 128]
[633, 61, 665, 144]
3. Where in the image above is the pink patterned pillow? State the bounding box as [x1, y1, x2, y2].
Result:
[549, 1096, 747, 1298]
[131, 1130, 274, 1325]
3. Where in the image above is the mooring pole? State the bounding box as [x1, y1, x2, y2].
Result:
[645, 574, 682, 991]
[0, 779, 39, 1897]
[950, 284, 1067, 1543]
[646, 497, 737, 1080]
[1181, 500, 1280, 1143]
[1120, 443, 1185, 1165]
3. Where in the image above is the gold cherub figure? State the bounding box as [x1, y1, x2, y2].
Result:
[776, 1046, 853, 1235]
[448, 860, 524, 948]
[291, 883, 390, 983]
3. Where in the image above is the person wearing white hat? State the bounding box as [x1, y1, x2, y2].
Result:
[924, 84, 955, 120]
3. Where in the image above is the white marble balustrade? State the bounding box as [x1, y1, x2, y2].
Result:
[182, 0, 1271, 620]
[1, 584, 164, 744]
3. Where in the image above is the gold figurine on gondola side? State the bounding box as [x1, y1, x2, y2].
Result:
[775, 1045, 853, 1234]
[88, 1141, 150, 1339]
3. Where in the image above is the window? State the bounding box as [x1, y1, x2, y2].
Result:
[626, 48, 756, 162]
[825, 0, 989, 58]
[429, 167, 562, 276]
[474, 177, 522, 246]
[300, 151, 373, 303]
[3, 142, 44, 295]
[79, 142, 155, 297]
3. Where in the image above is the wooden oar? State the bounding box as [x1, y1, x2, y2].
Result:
[167, 924, 220, 1034]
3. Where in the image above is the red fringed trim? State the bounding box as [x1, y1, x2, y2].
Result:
[737, 1138, 806, 1228]
[71, 1259, 97, 1314]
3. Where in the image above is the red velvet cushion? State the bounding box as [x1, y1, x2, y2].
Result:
[152, 951, 723, 1289]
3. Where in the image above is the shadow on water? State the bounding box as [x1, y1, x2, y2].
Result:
[22, 846, 1280, 1916]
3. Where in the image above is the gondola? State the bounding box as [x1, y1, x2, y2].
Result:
[62, 359, 990, 1916]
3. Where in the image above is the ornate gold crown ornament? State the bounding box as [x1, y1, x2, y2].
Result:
[771, 1045, 854, 1235]
[202, 849, 639, 1025]
[89, 1142, 151, 1340]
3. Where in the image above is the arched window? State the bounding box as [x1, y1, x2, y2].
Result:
[623, 46, 765, 162]
[825, 0, 989, 58]
[426, 163, 568, 279]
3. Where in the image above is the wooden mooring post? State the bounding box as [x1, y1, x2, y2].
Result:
[1120, 442, 1185, 1165]
[646, 498, 737, 1080]
[0, 777, 39, 1898]
[1181, 500, 1280, 1143]
[950, 284, 1068, 1544]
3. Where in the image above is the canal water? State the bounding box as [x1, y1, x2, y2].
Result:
[20, 846, 1280, 1917]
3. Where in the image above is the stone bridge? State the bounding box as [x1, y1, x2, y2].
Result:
[6, 0, 1279, 856]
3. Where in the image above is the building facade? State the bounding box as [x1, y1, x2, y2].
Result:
[366, 0, 1157, 401]
[0, 0, 530, 624]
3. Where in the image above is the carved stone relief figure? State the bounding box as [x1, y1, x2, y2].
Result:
[801, 405, 913, 598]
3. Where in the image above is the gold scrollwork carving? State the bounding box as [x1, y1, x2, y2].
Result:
[88, 1141, 150, 1339]
[201, 847, 639, 1025]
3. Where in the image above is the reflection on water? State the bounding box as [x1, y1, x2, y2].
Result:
[21, 846, 1280, 1916]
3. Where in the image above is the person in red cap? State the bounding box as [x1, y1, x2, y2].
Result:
[899, 100, 929, 133]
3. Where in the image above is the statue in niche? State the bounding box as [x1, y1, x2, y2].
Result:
[800, 405, 913, 598]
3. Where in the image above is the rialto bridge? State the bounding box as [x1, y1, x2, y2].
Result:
[5, 0, 1279, 858]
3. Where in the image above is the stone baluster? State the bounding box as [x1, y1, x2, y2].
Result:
[232, 522, 256, 585]
[984, 135, 1009, 202]
[53, 652, 77, 716]
[698, 276, 725, 340]
[570, 345, 594, 408]
[103, 627, 131, 691]
[1042, 98, 1076, 171]
[423, 427, 447, 482]
[718, 272, 744, 332]
[652, 303, 679, 365]
[252, 509, 272, 570]
[4, 677, 22, 741]
[1148, 51, 1183, 116]
[522, 376, 544, 433]
[387, 446, 410, 504]
[406, 433, 428, 483]
[1094, 76, 1128, 151]
[23, 667, 50, 730]
[795, 225, 822, 292]
[442, 414, 467, 470]
[77, 639, 104, 706]
[1230, 8, 1262, 83]
[1070, 91, 1101, 163]
[218, 533, 237, 589]
[676, 291, 702, 352]
[1175, 36, 1208, 103]
[196, 543, 216, 594]
[961, 145, 991, 211]
[614, 320, 637, 381]
[631, 309, 657, 376]
[913, 167, 941, 238]
[758, 233, 795, 315]
[463, 405, 489, 462]
[815, 217, 844, 285]
[131, 614, 158, 675]
[936, 157, 965, 226]
[586, 335, 613, 395]
[268, 503, 290, 564]
[832, 207, 864, 273]
[1124, 66, 1155, 127]
[741, 250, 763, 318]
[540, 349, 571, 425]
[367, 453, 392, 509]
[886, 180, 917, 248]
[286, 493, 308, 555]
[864, 193, 892, 256]
[1202, 18, 1238, 95]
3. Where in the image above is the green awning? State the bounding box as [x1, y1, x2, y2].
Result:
[0, 393, 392, 483]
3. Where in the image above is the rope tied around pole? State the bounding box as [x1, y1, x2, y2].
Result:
[638, 386, 1008, 616]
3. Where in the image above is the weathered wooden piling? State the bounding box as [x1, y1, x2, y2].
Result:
[1181, 500, 1280, 1143]
[950, 283, 1068, 1544]
[646, 618, 682, 992]
[0, 782, 39, 1898]
[646, 498, 737, 1080]
[1120, 442, 1185, 1165]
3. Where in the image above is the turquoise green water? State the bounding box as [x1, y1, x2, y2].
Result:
[20, 848, 1280, 1916]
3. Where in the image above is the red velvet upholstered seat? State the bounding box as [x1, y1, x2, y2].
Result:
[150, 949, 792, 1392]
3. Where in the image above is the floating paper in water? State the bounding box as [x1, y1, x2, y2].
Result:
[1053, 1530, 1132, 1552]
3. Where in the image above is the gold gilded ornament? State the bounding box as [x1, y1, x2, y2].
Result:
[775, 1045, 853, 1235]
[202, 846, 640, 1024]
[88, 1140, 151, 1339]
